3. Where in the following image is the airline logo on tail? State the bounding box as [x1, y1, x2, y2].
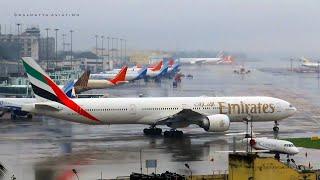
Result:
[168, 58, 175, 67]
[74, 70, 90, 94]
[151, 61, 163, 71]
[109, 66, 128, 85]
[21, 57, 100, 123]
[301, 57, 310, 63]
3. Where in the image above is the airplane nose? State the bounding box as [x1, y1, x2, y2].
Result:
[292, 147, 299, 154]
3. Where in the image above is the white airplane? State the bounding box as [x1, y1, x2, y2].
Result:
[301, 57, 320, 68]
[241, 137, 299, 155]
[84, 66, 128, 91]
[102, 60, 166, 80]
[178, 51, 231, 65]
[90, 67, 148, 82]
[20, 57, 296, 136]
[137, 60, 168, 78]
[166, 59, 180, 75]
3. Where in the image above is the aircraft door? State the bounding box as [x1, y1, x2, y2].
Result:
[181, 103, 191, 110]
[129, 104, 137, 115]
[275, 103, 281, 113]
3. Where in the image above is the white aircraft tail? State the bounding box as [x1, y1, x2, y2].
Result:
[301, 57, 310, 63]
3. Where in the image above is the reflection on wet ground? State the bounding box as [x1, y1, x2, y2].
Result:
[1, 59, 320, 179]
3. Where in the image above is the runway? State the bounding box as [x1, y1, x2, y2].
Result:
[0, 58, 320, 179]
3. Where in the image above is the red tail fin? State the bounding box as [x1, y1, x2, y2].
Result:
[168, 59, 174, 66]
[151, 61, 163, 71]
[110, 66, 128, 84]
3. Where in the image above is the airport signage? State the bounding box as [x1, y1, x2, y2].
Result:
[146, 159, 157, 168]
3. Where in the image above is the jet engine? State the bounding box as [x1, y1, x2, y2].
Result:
[201, 114, 230, 132]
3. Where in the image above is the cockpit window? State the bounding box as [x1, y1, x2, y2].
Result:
[289, 104, 293, 108]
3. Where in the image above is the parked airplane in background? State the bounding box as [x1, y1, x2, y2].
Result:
[167, 59, 181, 75]
[148, 64, 169, 79]
[20, 57, 296, 137]
[217, 56, 234, 64]
[130, 60, 169, 79]
[241, 137, 299, 155]
[0, 70, 90, 119]
[178, 52, 234, 65]
[80, 66, 128, 93]
[135, 60, 178, 79]
[90, 67, 147, 82]
[301, 57, 320, 68]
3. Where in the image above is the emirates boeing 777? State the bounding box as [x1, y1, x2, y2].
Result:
[21, 57, 296, 137]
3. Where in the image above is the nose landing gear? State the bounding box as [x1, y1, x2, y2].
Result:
[273, 121, 279, 139]
[273, 121, 279, 132]
[164, 129, 184, 138]
[143, 126, 162, 136]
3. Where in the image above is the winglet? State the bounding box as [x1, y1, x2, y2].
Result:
[151, 61, 163, 71]
[110, 66, 128, 84]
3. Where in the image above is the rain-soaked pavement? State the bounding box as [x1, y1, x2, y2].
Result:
[0, 58, 320, 179]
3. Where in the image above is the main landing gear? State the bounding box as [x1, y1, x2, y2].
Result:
[273, 121, 279, 133]
[164, 129, 183, 138]
[143, 126, 184, 138]
[143, 126, 162, 136]
[274, 152, 280, 161]
[273, 121, 279, 139]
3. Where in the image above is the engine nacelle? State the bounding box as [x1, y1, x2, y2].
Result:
[202, 114, 230, 132]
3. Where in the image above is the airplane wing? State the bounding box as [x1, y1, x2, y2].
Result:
[215, 150, 270, 153]
[191, 59, 206, 64]
[155, 109, 205, 127]
[34, 103, 63, 111]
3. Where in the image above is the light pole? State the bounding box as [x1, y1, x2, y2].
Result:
[101, 35, 104, 70]
[72, 169, 79, 180]
[95, 35, 98, 72]
[140, 149, 143, 174]
[111, 37, 115, 61]
[124, 39, 127, 61]
[114, 38, 119, 61]
[16, 23, 21, 74]
[185, 163, 192, 179]
[62, 34, 66, 53]
[119, 38, 123, 61]
[54, 28, 59, 68]
[45, 28, 50, 71]
[70, 30, 73, 70]
[107, 37, 110, 61]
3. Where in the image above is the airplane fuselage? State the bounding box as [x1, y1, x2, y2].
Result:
[22, 96, 296, 125]
[244, 137, 299, 155]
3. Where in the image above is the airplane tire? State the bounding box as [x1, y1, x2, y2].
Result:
[274, 153, 280, 161]
[143, 128, 162, 136]
[27, 114, 33, 119]
[11, 114, 16, 120]
[164, 130, 183, 138]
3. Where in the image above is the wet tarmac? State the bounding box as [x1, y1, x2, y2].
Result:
[1, 58, 320, 179]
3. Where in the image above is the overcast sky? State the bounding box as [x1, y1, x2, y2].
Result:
[0, 0, 319, 56]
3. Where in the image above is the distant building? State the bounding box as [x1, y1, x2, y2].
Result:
[39, 37, 55, 60]
[129, 50, 172, 65]
[38, 58, 113, 73]
[0, 27, 55, 61]
[0, 60, 24, 78]
[0, 27, 41, 60]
